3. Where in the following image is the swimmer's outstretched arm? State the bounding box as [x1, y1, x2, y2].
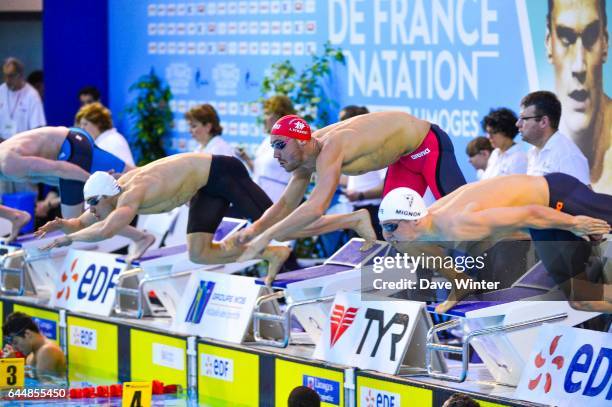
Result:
[35, 211, 98, 238]
[459, 205, 610, 240]
[40, 192, 142, 250]
[251, 170, 311, 232]
[239, 144, 343, 259]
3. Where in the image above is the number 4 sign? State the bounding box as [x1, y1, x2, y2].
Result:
[0, 358, 24, 388]
[122, 382, 152, 407]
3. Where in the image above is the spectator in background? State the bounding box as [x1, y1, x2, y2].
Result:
[78, 85, 100, 106]
[26, 70, 44, 100]
[0, 57, 46, 141]
[338, 105, 368, 121]
[518, 91, 590, 183]
[186, 103, 237, 157]
[442, 393, 480, 407]
[465, 136, 493, 180]
[75, 102, 135, 166]
[480, 107, 527, 179]
[288, 386, 320, 407]
[2, 312, 66, 380]
[251, 95, 296, 203]
[339, 105, 385, 240]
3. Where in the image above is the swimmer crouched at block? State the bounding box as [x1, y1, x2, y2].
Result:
[379, 173, 612, 313]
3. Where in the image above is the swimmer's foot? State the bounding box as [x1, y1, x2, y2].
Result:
[353, 209, 377, 251]
[434, 278, 478, 314]
[7, 210, 31, 242]
[126, 232, 156, 266]
[263, 245, 291, 286]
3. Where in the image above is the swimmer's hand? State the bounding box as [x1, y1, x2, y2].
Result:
[237, 234, 270, 262]
[222, 228, 256, 251]
[35, 217, 67, 238]
[40, 235, 73, 251]
[570, 216, 611, 237]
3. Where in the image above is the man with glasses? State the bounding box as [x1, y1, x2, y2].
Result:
[0, 126, 154, 260]
[37, 154, 374, 285]
[518, 91, 590, 183]
[0, 57, 45, 141]
[2, 312, 66, 379]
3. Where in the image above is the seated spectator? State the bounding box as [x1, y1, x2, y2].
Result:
[251, 95, 296, 203]
[481, 108, 527, 179]
[465, 136, 493, 180]
[288, 386, 320, 407]
[186, 104, 237, 157]
[2, 312, 66, 380]
[78, 85, 100, 106]
[75, 102, 135, 166]
[339, 105, 385, 240]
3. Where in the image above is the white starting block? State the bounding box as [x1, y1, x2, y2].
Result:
[0, 230, 130, 301]
[113, 217, 259, 320]
[426, 261, 601, 386]
[171, 269, 283, 344]
[312, 290, 446, 376]
[252, 238, 390, 347]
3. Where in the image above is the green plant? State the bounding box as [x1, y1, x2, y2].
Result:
[126, 68, 173, 165]
[260, 42, 345, 128]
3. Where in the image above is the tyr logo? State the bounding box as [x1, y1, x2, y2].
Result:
[356, 308, 409, 361]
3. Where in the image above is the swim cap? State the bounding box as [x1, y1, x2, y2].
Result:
[270, 115, 311, 140]
[83, 171, 121, 200]
[378, 188, 428, 222]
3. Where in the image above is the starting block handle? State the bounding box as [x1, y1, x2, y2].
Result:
[426, 312, 568, 383]
[252, 294, 336, 348]
[0, 249, 26, 296]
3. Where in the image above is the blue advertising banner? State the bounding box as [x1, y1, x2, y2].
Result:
[109, 0, 611, 184]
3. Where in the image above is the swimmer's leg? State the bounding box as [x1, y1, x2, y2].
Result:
[0, 205, 31, 242]
[187, 232, 290, 285]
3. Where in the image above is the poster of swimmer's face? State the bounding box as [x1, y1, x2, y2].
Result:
[528, 0, 612, 193]
[109, 1, 611, 187]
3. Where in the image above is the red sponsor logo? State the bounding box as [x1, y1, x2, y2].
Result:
[56, 258, 79, 300]
[330, 304, 358, 347]
[528, 335, 565, 394]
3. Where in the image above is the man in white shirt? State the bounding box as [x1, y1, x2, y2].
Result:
[480, 107, 527, 179]
[518, 91, 590, 183]
[0, 58, 45, 141]
[518, 90, 604, 313]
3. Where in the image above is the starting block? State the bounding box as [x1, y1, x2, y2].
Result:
[252, 238, 390, 347]
[426, 261, 601, 386]
[113, 217, 258, 320]
[0, 231, 120, 300]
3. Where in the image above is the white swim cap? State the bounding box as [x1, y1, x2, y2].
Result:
[83, 171, 120, 200]
[378, 187, 428, 222]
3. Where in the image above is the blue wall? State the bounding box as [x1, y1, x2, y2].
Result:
[43, 0, 109, 126]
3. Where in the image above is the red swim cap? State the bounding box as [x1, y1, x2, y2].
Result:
[270, 115, 311, 141]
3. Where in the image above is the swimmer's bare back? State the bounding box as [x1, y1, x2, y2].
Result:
[313, 111, 431, 175]
[117, 152, 214, 214]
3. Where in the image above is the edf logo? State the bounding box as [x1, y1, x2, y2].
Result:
[77, 264, 121, 303]
[563, 344, 611, 400]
